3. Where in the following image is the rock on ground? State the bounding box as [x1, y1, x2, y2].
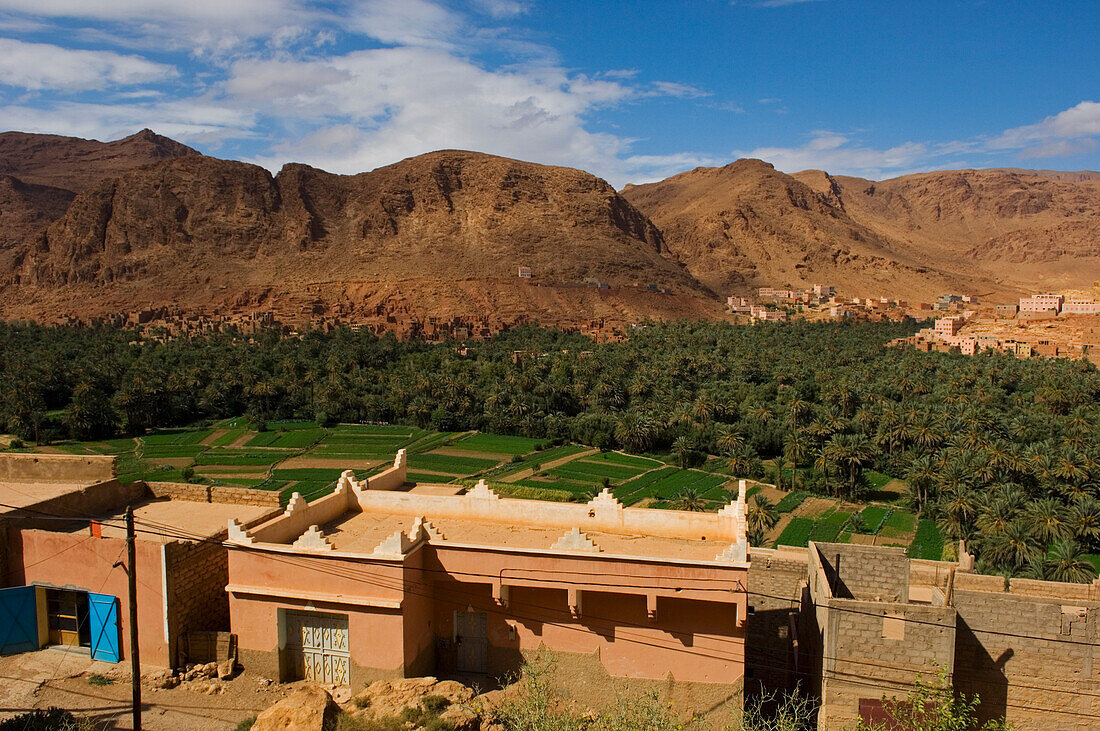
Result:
[253, 685, 341, 731]
[350, 676, 474, 719]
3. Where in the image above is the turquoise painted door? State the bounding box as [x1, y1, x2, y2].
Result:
[0, 586, 39, 655]
[87, 593, 120, 662]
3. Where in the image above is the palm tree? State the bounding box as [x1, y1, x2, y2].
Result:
[746, 494, 780, 545]
[614, 413, 657, 453]
[716, 425, 746, 455]
[1069, 496, 1100, 544]
[1046, 540, 1098, 583]
[981, 520, 1041, 572]
[671, 487, 706, 512]
[904, 455, 937, 514]
[783, 433, 809, 493]
[1024, 497, 1072, 546]
[672, 436, 695, 469]
[823, 433, 875, 498]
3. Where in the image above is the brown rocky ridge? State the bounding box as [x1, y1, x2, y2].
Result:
[0, 143, 719, 330]
[623, 160, 1100, 301]
[2, 129, 1100, 334]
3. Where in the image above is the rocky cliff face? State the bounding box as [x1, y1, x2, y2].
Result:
[3, 148, 713, 325]
[624, 160, 1100, 299]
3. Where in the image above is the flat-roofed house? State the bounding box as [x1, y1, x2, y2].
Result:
[226, 452, 749, 713]
[0, 454, 280, 668]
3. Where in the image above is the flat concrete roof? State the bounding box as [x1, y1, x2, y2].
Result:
[320, 510, 731, 561]
[95, 499, 276, 542]
[0, 481, 98, 514]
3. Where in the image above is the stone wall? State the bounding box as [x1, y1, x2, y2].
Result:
[953, 583, 1100, 730]
[0, 453, 116, 482]
[164, 538, 232, 667]
[145, 481, 282, 507]
[746, 547, 809, 695]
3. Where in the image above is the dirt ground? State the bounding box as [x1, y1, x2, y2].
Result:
[0, 650, 289, 730]
[276, 456, 384, 470]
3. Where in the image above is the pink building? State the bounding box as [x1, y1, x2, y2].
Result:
[225, 453, 749, 707]
[1061, 299, 1100, 315]
[934, 317, 964, 337]
[1019, 294, 1064, 313]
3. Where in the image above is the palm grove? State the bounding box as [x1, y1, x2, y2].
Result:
[2, 318, 1097, 583]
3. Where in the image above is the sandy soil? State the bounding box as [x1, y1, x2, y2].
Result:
[428, 447, 509, 461]
[0, 650, 288, 730]
[228, 433, 255, 448]
[277, 456, 384, 470]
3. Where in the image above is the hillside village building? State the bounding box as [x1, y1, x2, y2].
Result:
[3, 452, 1100, 730]
[1019, 293, 1064, 313]
[0, 454, 280, 667]
[225, 452, 751, 707]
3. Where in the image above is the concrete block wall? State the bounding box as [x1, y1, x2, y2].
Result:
[952, 588, 1100, 730]
[814, 543, 909, 602]
[746, 547, 809, 694]
[164, 539, 232, 667]
[819, 599, 956, 730]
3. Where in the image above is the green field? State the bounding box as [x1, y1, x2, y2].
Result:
[883, 510, 917, 532]
[613, 466, 679, 504]
[775, 492, 808, 513]
[405, 453, 500, 475]
[776, 518, 814, 548]
[809, 510, 852, 543]
[908, 519, 945, 560]
[547, 460, 646, 482]
[194, 450, 289, 466]
[245, 428, 325, 449]
[210, 428, 248, 447]
[451, 433, 541, 455]
[857, 505, 891, 534]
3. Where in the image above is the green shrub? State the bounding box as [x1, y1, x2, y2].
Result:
[87, 673, 113, 686]
[0, 708, 90, 731]
[233, 717, 256, 731]
[421, 695, 451, 714]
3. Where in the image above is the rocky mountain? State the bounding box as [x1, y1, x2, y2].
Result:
[2, 128, 1099, 331]
[0, 129, 200, 192]
[623, 161, 1100, 300]
[0, 129, 200, 250]
[1, 148, 718, 327]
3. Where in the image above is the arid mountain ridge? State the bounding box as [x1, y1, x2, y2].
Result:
[1, 129, 1098, 331]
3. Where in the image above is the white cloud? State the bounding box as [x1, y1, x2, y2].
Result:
[0, 38, 176, 89]
[990, 101, 1100, 157]
[347, 0, 462, 49]
[0, 100, 254, 146]
[471, 0, 530, 18]
[738, 132, 930, 177]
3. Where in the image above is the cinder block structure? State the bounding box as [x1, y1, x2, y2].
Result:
[744, 541, 1100, 731]
[226, 451, 751, 712]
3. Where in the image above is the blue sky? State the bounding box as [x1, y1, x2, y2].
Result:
[0, 0, 1096, 186]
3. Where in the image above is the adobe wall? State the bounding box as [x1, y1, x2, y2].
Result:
[745, 547, 809, 695]
[228, 546, 408, 686]
[4, 480, 147, 528]
[0, 453, 116, 483]
[9, 528, 170, 668]
[952, 581, 1100, 731]
[146, 481, 282, 508]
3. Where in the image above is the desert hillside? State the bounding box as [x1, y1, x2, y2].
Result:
[623, 159, 1100, 301]
[0, 147, 718, 327]
[2, 129, 1099, 331]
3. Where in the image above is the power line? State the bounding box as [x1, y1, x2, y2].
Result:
[4, 500, 1100, 714]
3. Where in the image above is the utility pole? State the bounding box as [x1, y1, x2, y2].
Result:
[126, 505, 142, 731]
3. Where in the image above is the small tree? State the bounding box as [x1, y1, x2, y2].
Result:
[855, 667, 1011, 731]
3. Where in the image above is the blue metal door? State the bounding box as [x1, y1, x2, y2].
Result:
[0, 585, 39, 655]
[87, 593, 120, 662]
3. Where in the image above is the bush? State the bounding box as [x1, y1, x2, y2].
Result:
[233, 718, 257, 731]
[87, 673, 113, 686]
[181, 465, 195, 481]
[0, 708, 92, 731]
[9, 438, 24, 449]
[421, 695, 451, 714]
